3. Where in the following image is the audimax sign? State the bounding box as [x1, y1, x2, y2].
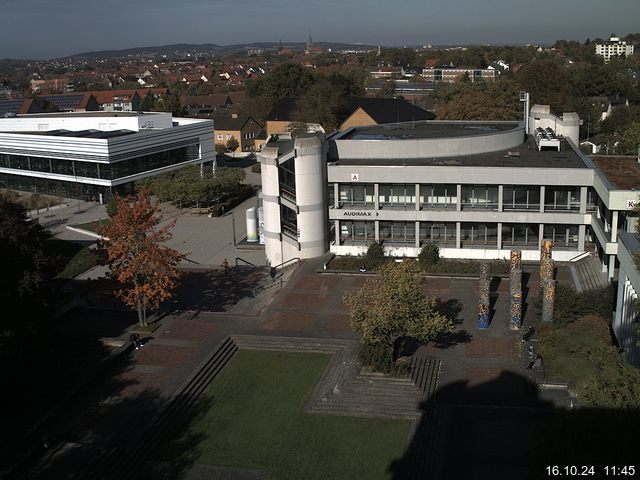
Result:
[341, 211, 380, 217]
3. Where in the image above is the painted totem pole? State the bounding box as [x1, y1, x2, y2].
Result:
[477, 262, 490, 329]
[540, 240, 556, 322]
[509, 250, 523, 329]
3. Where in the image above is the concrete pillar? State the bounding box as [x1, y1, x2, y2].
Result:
[335, 219, 340, 245]
[579, 186, 587, 214]
[498, 185, 503, 213]
[415, 184, 420, 211]
[375, 221, 379, 242]
[415, 221, 420, 248]
[497, 222, 502, 250]
[457, 184, 462, 212]
[608, 255, 616, 279]
[540, 186, 545, 213]
[612, 211, 619, 243]
[258, 145, 283, 266]
[333, 183, 339, 209]
[538, 224, 544, 251]
[578, 224, 586, 251]
[456, 222, 461, 249]
[293, 135, 327, 259]
[374, 183, 379, 210]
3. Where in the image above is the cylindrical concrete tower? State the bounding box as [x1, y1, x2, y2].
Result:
[246, 207, 258, 242]
[259, 144, 283, 266]
[294, 135, 328, 259]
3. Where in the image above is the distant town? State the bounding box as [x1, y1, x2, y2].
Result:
[1, 30, 639, 480]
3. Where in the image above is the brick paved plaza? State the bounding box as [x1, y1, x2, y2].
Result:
[16, 254, 572, 480]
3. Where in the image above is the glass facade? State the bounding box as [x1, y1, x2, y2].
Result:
[279, 157, 296, 201]
[0, 144, 200, 181]
[0, 172, 125, 201]
[379, 221, 416, 244]
[339, 221, 375, 244]
[503, 186, 541, 211]
[544, 187, 580, 211]
[543, 224, 579, 249]
[338, 183, 375, 207]
[378, 184, 415, 208]
[281, 204, 297, 239]
[502, 223, 540, 247]
[420, 184, 457, 209]
[461, 185, 499, 210]
[419, 222, 456, 246]
[460, 223, 498, 247]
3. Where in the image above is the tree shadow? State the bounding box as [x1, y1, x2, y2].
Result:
[174, 266, 269, 315]
[521, 271, 531, 323]
[5, 338, 220, 480]
[489, 276, 502, 320]
[387, 370, 640, 480]
[430, 298, 473, 349]
[0, 306, 140, 473]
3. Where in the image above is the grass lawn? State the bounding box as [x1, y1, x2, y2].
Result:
[74, 218, 110, 233]
[186, 350, 410, 480]
[45, 238, 100, 278]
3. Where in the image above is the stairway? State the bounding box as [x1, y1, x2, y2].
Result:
[84, 337, 239, 480]
[570, 256, 609, 292]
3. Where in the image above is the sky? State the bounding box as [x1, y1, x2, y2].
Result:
[0, 0, 639, 59]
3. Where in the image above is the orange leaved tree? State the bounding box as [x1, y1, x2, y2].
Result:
[98, 189, 182, 327]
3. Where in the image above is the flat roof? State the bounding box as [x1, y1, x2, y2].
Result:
[593, 156, 640, 190]
[12, 111, 158, 118]
[0, 129, 137, 139]
[330, 137, 588, 169]
[342, 121, 518, 141]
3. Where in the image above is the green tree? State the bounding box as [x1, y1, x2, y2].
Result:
[294, 78, 345, 131]
[364, 241, 386, 269]
[0, 199, 54, 334]
[156, 90, 184, 116]
[418, 243, 440, 267]
[343, 261, 454, 371]
[226, 136, 240, 152]
[619, 121, 640, 155]
[215, 143, 227, 156]
[139, 92, 157, 111]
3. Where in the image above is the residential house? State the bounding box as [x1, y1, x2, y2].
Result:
[213, 114, 263, 152]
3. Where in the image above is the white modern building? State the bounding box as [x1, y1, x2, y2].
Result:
[595, 35, 635, 63]
[614, 231, 640, 366]
[258, 105, 640, 282]
[0, 111, 214, 201]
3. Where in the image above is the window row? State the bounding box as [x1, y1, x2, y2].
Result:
[330, 183, 595, 212]
[337, 221, 581, 249]
[0, 145, 200, 181]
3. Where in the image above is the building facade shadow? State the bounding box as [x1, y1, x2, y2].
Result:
[387, 370, 640, 480]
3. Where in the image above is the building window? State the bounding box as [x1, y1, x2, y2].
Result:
[420, 184, 457, 209]
[460, 223, 498, 247]
[502, 223, 540, 247]
[226, 134, 232, 141]
[544, 187, 580, 211]
[378, 184, 415, 208]
[340, 221, 374, 245]
[338, 183, 374, 207]
[503, 186, 541, 211]
[279, 158, 296, 201]
[461, 185, 498, 210]
[217, 134, 223, 140]
[543, 224, 579, 249]
[281, 205, 297, 239]
[327, 184, 335, 208]
[379, 221, 416, 244]
[419, 222, 456, 246]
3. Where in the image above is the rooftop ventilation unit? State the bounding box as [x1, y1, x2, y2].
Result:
[535, 127, 561, 151]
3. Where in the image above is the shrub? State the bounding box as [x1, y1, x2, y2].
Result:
[359, 341, 410, 376]
[365, 241, 386, 269]
[533, 284, 615, 327]
[418, 243, 440, 267]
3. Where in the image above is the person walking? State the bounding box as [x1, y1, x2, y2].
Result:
[222, 258, 229, 274]
[130, 333, 142, 350]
